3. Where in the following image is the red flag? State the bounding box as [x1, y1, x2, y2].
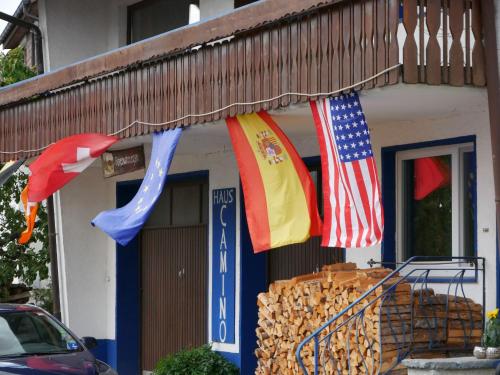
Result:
[414, 157, 450, 200]
[28, 134, 118, 202]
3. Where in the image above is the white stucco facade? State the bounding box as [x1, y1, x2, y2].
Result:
[26, 1, 498, 373]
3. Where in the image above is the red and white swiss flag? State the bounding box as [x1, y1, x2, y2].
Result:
[28, 134, 118, 202]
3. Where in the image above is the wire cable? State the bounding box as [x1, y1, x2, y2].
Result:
[0, 63, 401, 156]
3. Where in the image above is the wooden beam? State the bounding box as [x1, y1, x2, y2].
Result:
[0, 0, 342, 107]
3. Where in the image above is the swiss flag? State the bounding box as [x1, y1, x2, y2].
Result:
[28, 134, 118, 202]
[414, 157, 450, 200]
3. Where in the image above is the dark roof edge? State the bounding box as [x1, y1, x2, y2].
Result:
[0, 1, 25, 45]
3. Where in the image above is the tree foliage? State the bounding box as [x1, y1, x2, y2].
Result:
[0, 47, 47, 297]
[0, 47, 36, 87]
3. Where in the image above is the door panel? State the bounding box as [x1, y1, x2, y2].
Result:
[140, 225, 207, 371]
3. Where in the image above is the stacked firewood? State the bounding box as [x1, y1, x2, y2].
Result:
[255, 263, 483, 375]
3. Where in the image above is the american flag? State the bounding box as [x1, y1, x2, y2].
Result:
[310, 92, 383, 248]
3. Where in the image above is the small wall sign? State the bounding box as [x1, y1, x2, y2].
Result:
[102, 146, 145, 178]
[211, 188, 236, 344]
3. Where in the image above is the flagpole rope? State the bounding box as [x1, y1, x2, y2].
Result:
[0, 63, 401, 156]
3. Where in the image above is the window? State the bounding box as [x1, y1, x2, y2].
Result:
[127, 0, 200, 44]
[145, 178, 208, 228]
[396, 143, 475, 260]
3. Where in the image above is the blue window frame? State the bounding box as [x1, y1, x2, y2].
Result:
[381, 136, 477, 265]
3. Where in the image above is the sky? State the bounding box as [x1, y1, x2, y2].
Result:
[0, 0, 21, 51]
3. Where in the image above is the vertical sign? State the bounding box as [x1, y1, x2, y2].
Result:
[211, 188, 236, 344]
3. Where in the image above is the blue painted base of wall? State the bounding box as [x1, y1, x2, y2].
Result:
[92, 339, 117, 370]
[217, 351, 241, 369]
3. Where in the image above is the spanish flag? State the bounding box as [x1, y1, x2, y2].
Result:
[226, 111, 322, 253]
[18, 185, 39, 245]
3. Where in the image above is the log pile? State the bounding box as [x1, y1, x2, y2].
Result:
[255, 263, 483, 375]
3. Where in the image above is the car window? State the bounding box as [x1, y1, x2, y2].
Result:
[0, 311, 82, 357]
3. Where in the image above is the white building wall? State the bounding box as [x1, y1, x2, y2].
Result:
[38, 0, 235, 71]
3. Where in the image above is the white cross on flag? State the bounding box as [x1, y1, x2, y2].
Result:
[27, 134, 118, 202]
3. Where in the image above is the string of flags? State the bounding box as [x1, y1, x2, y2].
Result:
[0, 91, 384, 251]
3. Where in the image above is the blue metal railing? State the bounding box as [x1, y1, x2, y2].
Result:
[295, 256, 486, 374]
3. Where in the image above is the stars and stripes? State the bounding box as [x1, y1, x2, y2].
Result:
[310, 92, 383, 248]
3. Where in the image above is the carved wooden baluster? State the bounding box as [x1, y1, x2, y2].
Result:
[121, 72, 129, 138]
[426, 0, 441, 84]
[364, 0, 375, 89]
[403, 0, 418, 83]
[236, 38, 245, 113]
[319, 11, 330, 93]
[254, 34, 262, 112]
[261, 31, 270, 111]
[290, 20, 299, 104]
[167, 60, 175, 127]
[388, 0, 399, 84]
[193, 52, 202, 120]
[228, 42, 236, 117]
[309, 14, 319, 99]
[342, 4, 352, 88]
[465, 0, 471, 84]
[471, 0, 486, 86]
[245, 36, 253, 113]
[180, 54, 189, 122]
[212, 46, 220, 121]
[442, 0, 449, 83]
[189, 53, 197, 122]
[353, 1, 362, 90]
[298, 18, 308, 103]
[331, 8, 341, 92]
[270, 27, 280, 110]
[376, 0, 387, 86]
[449, 0, 465, 86]
[280, 23, 290, 107]
[418, 0, 425, 82]
[299, 18, 307, 101]
[177, 56, 185, 126]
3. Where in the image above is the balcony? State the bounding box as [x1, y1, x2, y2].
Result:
[0, 0, 486, 161]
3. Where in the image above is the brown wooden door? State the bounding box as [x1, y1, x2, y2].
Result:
[267, 237, 344, 283]
[140, 225, 207, 371]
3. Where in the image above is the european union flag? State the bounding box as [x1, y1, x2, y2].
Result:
[92, 129, 182, 246]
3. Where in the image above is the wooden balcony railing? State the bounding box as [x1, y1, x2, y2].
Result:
[403, 0, 486, 86]
[0, 0, 487, 161]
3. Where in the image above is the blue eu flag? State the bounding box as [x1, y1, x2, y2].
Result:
[92, 129, 182, 246]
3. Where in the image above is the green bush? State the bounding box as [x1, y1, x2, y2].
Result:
[154, 345, 239, 375]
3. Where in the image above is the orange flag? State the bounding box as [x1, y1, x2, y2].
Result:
[18, 186, 39, 244]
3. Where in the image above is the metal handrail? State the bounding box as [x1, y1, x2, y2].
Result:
[295, 256, 486, 374]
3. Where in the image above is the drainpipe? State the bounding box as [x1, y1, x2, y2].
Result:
[46, 196, 61, 319]
[481, 0, 500, 249]
[0, 10, 44, 75]
[0, 9, 60, 318]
